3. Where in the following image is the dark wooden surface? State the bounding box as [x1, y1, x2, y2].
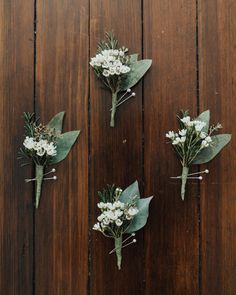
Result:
[199, 0, 236, 294]
[35, 0, 89, 294]
[90, 1, 144, 294]
[143, 0, 199, 294]
[0, 0, 236, 294]
[0, 0, 34, 294]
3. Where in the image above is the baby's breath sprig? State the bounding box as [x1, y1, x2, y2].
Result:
[90, 32, 152, 127]
[93, 181, 153, 270]
[166, 110, 231, 200]
[18, 112, 80, 208]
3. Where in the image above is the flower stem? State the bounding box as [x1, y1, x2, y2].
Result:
[114, 236, 122, 270]
[35, 165, 44, 208]
[181, 166, 189, 201]
[110, 91, 118, 127]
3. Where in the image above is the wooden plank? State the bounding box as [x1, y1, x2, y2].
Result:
[199, 0, 236, 293]
[0, 0, 34, 294]
[90, 1, 143, 294]
[143, 1, 199, 294]
[35, 0, 89, 294]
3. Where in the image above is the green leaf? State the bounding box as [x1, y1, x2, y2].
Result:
[126, 196, 153, 233]
[120, 180, 140, 203]
[129, 54, 139, 63]
[120, 59, 152, 91]
[50, 130, 80, 164]
[192, 134, 231, 164]
[196, 110, 210, 132]
[47, 112, 65, 133]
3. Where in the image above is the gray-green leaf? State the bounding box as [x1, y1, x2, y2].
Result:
[192, 134, 231, 164]
[126, 196, 153, 233]
[50, 130, 80, 164]
[120, 59, 152, 91]
[47, 112, 65, 133]
[196, 110, 210, 133]
[129, 54, 139, 63]
[120, 180, 140, 203]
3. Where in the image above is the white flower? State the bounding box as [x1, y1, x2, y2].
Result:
[201, 140, 209, 148]
[128, 207, 139, 216]
[115, 219, 123, 227]
[97, 213, 105, 222]
[115, 209, 123, 217]
[166, 131, 175, 139]
[172, 137, 181, 145]
[97, 202, 105, 209]
[119, 50, 124, 56]
[179, 129, 187, 136]
[180, 116, 191, 124]
[102, 69, 110, 77]
[93, 223, 101, 231]
[107, 203, 114, 210]
[205, 136, 212, 143]
[103, 218, 110, 225]
[120, 65, 130, 74]
[109, 67, 116, 75]
[180, 136, 186, 143]
[23, 136, 35, 150]
[45, 142, 57, 156]
[200, 132, 207, 139]
[36, 148, 46, 157]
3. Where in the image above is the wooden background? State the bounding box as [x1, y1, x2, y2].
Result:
[0, 0, 235, 294]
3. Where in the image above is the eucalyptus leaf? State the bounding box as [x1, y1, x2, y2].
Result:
[120, 59, 152, 91]
[129, 53, 139, 63]
[50, 130, 80, 164]
[192, 134, 231, 164]
[196, 110, 210, 133]
[126, 196, 153, 233]
[120, 180, 140, 203]
[47, 112, 65, 133]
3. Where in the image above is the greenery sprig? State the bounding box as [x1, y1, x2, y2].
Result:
[93, 181, 153, 270]
[166, 110, 231, 200]
[90, 32, 152, 127]
[18, 112, 80, 208]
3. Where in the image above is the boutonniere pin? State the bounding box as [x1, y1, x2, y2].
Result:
[90, 32, 152, 127]
[18, 112, 80, 208]
[166, 110, 231, 200]
[93, 180, 153, 270]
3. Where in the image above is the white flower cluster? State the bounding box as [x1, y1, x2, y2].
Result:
[166, 116, 213, 148]
[93, 200, 139, 232]
[23, 136, 57, 157]
[90, 49, 130, 77]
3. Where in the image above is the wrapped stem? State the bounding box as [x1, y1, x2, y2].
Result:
[114, 236, 122, 270]
[35, 165, 44, 208]
[110, 91, 118, 127]
[181, 166, 189, 201]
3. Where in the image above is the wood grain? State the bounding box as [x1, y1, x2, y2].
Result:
[143, 0, 199, 294]
[199, 0, 236, 294]
[35, 0, 89, 294]
[90, 1, 144, 294]
[0, 0, 34, 294]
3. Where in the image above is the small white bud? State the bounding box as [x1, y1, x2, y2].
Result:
[133, 239, 137, 243]
[127, 88, 131, 93]
[132, 92, 136, 96]
[52, 168, 56, 172]
[199, 176, 203, 180]
[53, 176, 57, 180]
[205, 169, 209, 173]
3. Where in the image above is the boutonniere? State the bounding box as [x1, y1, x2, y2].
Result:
[90, 32, 152, 127]
[18, 112, 80, 208]
[166, 110, 231, 200]
[93, 180, 153, 270]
